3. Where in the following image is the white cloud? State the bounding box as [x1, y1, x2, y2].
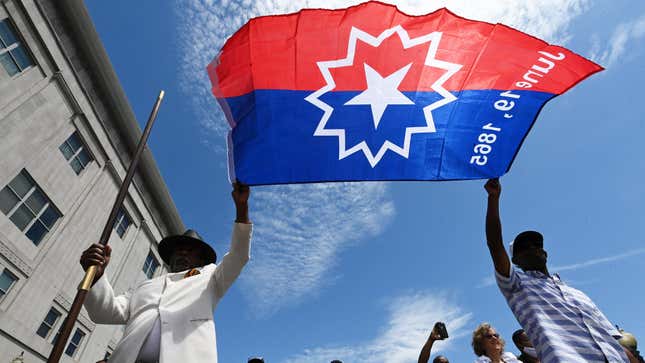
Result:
[477, 247, 645, 287]
[241, 182, 394, 316]
[590, 13, 645, 67]
[550, 247, 645, 273]
[281, 291, 472, 363]
[175, 0, 590, 314]
[477, 276, 496, 289]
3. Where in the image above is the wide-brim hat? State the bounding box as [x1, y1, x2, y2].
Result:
[158, 229, 217, 266]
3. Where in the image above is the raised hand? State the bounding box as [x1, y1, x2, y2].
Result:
[232, 181, 251, 223]
[80, 244, 112, 283]
[484, 178, 501, 198]
[429, 326, 444, 342]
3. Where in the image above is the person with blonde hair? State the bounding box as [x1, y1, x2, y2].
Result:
[471, 323, 520, 363]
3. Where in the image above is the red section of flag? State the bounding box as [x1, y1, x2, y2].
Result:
[209, 1, 602, 98]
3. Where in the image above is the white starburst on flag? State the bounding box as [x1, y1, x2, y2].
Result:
[305, 25, 463, 168]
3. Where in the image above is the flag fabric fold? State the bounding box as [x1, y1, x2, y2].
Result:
[208, 1, 602, 185]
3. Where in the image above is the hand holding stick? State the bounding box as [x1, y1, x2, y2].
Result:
[47, 91, 165, 363]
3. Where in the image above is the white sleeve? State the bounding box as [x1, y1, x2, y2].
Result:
[212, 223, 252, 299]
[83, 274, 130, 324]
[502, 351, 521, 362]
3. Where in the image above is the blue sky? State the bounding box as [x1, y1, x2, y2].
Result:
[86, 1, 645, 362]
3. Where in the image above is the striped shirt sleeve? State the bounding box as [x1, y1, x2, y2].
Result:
[495, 264, 521, 294]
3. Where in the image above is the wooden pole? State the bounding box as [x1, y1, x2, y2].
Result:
[47, 90, 165, 363]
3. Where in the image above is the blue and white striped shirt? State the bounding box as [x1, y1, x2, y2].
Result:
[496, 266, 628, 363]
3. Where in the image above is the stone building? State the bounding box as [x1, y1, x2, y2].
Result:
[0, 0, 183, 361]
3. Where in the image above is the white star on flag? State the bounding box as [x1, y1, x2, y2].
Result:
[345, 63, 414, 129]
[305, 25, 463, 168]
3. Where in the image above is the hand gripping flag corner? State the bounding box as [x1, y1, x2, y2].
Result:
[208, 1, 602, 185]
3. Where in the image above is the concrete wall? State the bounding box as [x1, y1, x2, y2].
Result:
[0, 0, 174, 361]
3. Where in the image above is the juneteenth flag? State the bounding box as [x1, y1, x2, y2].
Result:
[208, 1, 602, 185]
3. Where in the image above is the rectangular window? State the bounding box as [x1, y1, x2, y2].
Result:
[0, 268, 17, 299]
[64, 328, 85, 357]
[51, 323, 62, 345]
[0, 170, 62, 245]
[113, 208, 131, 238]
[36, 307, 61, 338]
[142, 251, 159, 279]
[59, 132, 93, 175]
[0, 18, 34, 77]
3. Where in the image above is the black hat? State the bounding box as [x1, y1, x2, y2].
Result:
[511, 230, 543, 257]
[158, 229, 217, 266]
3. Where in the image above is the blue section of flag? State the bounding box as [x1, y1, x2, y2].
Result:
[224, 90, 554, 185]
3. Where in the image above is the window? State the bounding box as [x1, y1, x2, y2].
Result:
[0, 19, 34, 76]
[0, 268, 17, 299]
[51, 323, 63, 345]
[0, 170, 62, 245]
[142, 251, 159, 279]
[36, 307, 61, 338]
[59, 132, 92, 175]
[64, 328, 85, 357]
[113, 208, 130, 238]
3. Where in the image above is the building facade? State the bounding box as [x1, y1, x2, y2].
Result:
[0, 0, 184, 361]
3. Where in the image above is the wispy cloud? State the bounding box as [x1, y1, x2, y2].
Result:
[282, 291, 472, 363]
[478, 276, 496, 289]
[175, 0, 590, 314]
[590, 13, 645, 67]
[550, 247, 645, 273]
[241, 183, 394, 316]
[477, 247, 645, 287]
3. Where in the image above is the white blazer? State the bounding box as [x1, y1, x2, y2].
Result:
[84, 223, 252, 363]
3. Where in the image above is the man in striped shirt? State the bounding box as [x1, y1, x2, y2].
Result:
[484, 178, 629, 363]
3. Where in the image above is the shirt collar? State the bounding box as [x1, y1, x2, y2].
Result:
[523, 269, 563, 283]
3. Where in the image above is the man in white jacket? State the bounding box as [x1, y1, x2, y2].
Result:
[79, 183, 252, 363]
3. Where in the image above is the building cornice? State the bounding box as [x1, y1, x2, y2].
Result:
[43, 0, 184, 236]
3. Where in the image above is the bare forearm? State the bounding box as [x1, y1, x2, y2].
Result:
[485, 195, 510, 276]
[418, 339, 434, 363]
[232, 182, 251, 224]
[486, 196, 502, 247]
[235, 202, 250, 224]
